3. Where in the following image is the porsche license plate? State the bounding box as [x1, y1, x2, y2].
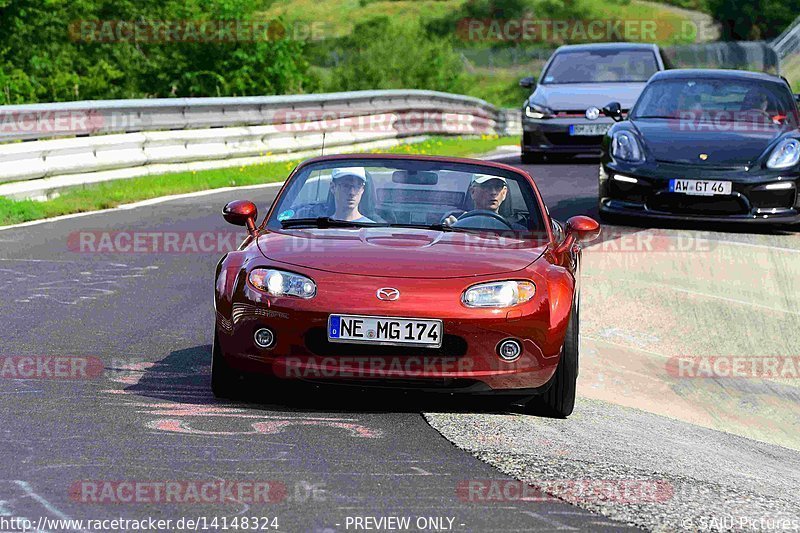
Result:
[328, 315, 442, 348]
[569, 124, 611, 136]
[669, 179, 732, 196]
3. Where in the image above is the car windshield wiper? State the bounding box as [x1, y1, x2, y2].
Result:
[280, 217, 386, 229]
[388, 223, 476, 233]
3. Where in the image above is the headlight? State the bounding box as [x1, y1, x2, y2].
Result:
[462, 281, 535, 308]
[766, 138, 800, 169]
[525, 103, 553, 119]
[611, 131, 644, 162]
[249, 268, 316, 298]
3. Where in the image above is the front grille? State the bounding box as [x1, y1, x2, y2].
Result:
[748, 188, 796, 209]
[647, 194, 748, 215]
[304, 328, 468, 358]
[543, 132, 604, 146]
[301, 377, 484, 390]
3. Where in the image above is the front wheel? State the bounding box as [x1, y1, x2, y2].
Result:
[211, 332, 242, 399]
[522, 301, 578, 418]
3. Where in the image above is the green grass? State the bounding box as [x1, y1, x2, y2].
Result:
[782, 53, 800, 92]
[0, 135, 516, 226]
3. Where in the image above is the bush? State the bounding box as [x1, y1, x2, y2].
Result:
[325, 17, 465, 93]
[0, 0, 318, 104]
[708, 0, 799, 40]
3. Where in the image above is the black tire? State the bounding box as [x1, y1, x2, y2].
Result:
[523, 302, 578, 418]
[211, 332, 241, 399]
[521, 152, 544, 164]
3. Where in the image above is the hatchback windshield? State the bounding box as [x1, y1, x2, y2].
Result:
[541, 49, 658, 84]
[632, 78, 797, 124]
[267, 159, 545, 235]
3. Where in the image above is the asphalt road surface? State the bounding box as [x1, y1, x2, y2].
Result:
[0, 158, 635, 533]
[1, 155, 798, 532]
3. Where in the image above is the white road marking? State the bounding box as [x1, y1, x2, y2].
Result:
[517, 510, 579, 531]
[0, 182, 285, 232]
[14, 480, 83, 532]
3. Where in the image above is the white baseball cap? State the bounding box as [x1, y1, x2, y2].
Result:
[331, 167, 367, 182]
[472, 174, 507, 186]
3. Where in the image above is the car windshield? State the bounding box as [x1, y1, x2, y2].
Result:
[541, 49, 658, 84]
[266, 159, 545, 236]
[632, 78, 797, 124]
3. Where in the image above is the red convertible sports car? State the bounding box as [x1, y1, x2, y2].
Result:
[213, 154, 600, 417]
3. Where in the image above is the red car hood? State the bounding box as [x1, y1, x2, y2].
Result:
[257, 228, 547, 279]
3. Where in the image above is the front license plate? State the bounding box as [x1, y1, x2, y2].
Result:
[669, 179, 732, 196]
[569, 124, 611, 136]
[328, 315, 443, 348]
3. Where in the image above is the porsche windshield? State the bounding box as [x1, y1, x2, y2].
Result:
[267, 159, 545, 235]
[632, 78, 797, 124]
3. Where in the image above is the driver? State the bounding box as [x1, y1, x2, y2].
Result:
[443, 175, 524, 229]
[329, 167, 375, 223]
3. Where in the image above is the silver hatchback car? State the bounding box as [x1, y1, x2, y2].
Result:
[520, 43, 668, 163]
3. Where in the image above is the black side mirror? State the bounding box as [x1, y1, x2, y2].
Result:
[795, 93, 800, 104]
[602, 101, 623, 122]
[519, 77, 537, 89]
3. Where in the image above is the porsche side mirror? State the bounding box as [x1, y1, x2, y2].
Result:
[519, 77, 537, 89]
[223, 200, 258, 235]
[553, 215, 600, 255]
[602, 101, 623, 122]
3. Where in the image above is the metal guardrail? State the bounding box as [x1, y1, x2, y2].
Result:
[0, 90, 522, 200]
[772, 15, 800, 60]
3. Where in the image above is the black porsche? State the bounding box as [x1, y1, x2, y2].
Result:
[598, 69, 800, 226]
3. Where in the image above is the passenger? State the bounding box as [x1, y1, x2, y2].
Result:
[330, 167, 375, 223]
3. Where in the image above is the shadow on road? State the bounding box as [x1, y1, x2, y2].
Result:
[121, 344, 530, 416]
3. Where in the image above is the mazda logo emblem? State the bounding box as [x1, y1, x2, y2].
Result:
[376, 288, 400, 301]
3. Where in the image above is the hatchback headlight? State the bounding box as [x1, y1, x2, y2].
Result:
[611, 131, 644, 162]
[462, 281, 535, 308]
[766, 138, 800, 169]
[525, 103, 553, 119]
[249, 268, 316, 298]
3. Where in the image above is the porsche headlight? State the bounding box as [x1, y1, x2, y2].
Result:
[462, 281, 535, 308]
[249, 268, 316, 298]
[611, 131, 644, 162]
[766, 138, 800, 169]
[525, 103, 553, 119]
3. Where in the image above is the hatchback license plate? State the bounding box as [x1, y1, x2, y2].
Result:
[570, 124, 611, 136]
[328, 315, 442, 348]
[669, 179, 732, 196]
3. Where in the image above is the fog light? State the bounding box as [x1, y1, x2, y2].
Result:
[498, 339, 522, 362]
[254, 328, 275, 349]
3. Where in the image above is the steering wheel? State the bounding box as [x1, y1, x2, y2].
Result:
[451, 209, 514, 230]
